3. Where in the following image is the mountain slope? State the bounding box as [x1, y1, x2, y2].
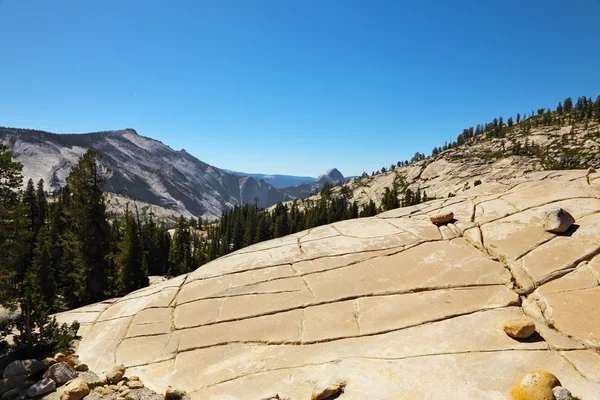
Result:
[285, 119, 600, 211]
[0, 127, 287, 219]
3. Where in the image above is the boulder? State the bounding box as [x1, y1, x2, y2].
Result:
[430, 211, 454, 224]
[106, 364, 125, 384]
[3, 359, 48, 379]
[43, 363, 77, 386]
[0, 377, 27, 396]
[552, 386, 573, 400]
[509, 370, 560, 400]
[165, 386, 186, 400]
[503, 317, 536, 339]
[0, 388, 25, 400]
[2, 361, 28, 379]
[541, 207, 575, 233]
[25, 378, 56, 397]
[26, 360, 48, 378]
[60, 379, 89, 400]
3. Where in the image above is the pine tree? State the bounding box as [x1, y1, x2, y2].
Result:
[29, 230, 56, 311]
[21, 179, 38, 234]
[62, 150, 111, 307]
[116, 205, 148, 295]
[168, 216, 192, 276]
[0, 144, 23, 316]
[35, 179, 47, 230]
[1, 146, 77, 356]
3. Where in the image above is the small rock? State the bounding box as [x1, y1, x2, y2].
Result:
[43, 363, 78, 386]
[60, 379, 89, 400]
[430, 210, 454, 224]
[2, 361, 29, 379]
[165, 387, 186, 400]
[0, 388, 25, 400]
[552, 386, 573, 400]
[116, 380, 126, 388]
[509, 370, 561, 400]
[311, 381, 345, 400]
[503, 317, 536, 339]
[54, 354, 67, 363]
[99, 386, 117, 396]
[127, 376, 139, 382]
[106, 364, 125, 384]
[118, 385, 129, 393]
[119, 389, 131, 396]
[74, 364, 88, 372]
[541, 207, 575, 233]
[126, 380, 144, 389]
[25, 378, 56, 397]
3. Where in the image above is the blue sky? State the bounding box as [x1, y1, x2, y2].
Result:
[1, 0, 599, 177]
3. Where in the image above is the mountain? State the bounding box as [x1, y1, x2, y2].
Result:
[0, 127, 287, 220]
[223, 170, 316, 188]
[315, 167, 345, 186]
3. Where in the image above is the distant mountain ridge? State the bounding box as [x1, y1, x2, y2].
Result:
[223, 170, 316, 188]
[0, 127, 345, 220]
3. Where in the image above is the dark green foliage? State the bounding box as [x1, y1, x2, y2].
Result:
[0, 146, 78, 359]
[380, 186, 399, 211]
[116, 206, 148, 295]
[62, 150, 111, 307]
[12, 317, 79, 359]
[359, 200, 377, 217]
[36, 179, 47, 229]
[168, 216, 192, 276]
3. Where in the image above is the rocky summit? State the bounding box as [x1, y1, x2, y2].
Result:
[56, 169, 600, 399]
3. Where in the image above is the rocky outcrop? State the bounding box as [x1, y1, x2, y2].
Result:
[55, 171, 600, 399]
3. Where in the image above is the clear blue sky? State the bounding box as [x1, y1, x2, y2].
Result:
[1, 0, 600, 177]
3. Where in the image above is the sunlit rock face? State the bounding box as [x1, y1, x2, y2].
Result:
[57, 170, 600, 399]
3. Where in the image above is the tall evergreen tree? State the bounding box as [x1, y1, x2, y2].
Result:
[35, 179, 47, 230]
[168, 216, 192, 276]
[0, 144, 23, 316]
[62, 150, 111, 307]
[116, 205, 148, 295]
